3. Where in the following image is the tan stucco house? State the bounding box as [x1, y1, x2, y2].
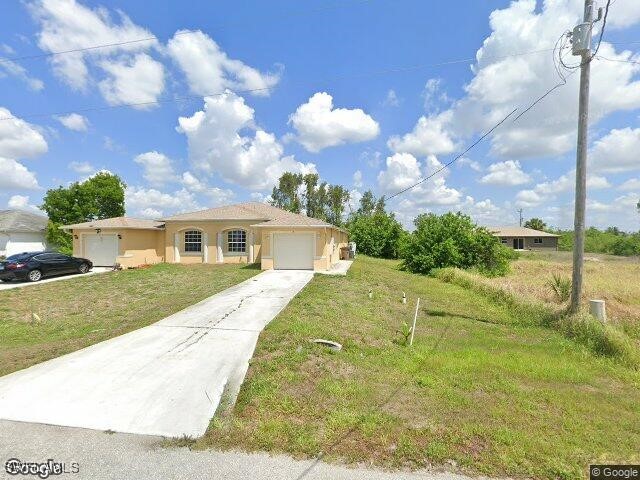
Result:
[62, 202, 349, 271]
[490, 226, 559, 251]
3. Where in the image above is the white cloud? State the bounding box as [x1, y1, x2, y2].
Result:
[618, 178, 640, 191]
[29, 0, 164, 105]
[387, 110, 457, 157]
[177, 91, 316, 190]
[288, 92, 380, 152]
[378, 153, 462, 208]
[8, 195, 40, 212]
[55, 113, 89, 132]
[479, 160, 531, 186]
[98, 53, 164, 108]
[515, 169, 610, 207]
[591, 127, 640, 173]
[422, 78, 450, 112]
[181, 171, 235, 205]
[125, 186, 200, 218]
[0, 57, 44, 91]
[457, 157, 482, 172]
[353, 170, 363, 188]
[167, 30, 280, 97]
[0, 107, 48, 159]
[0, 157, 39, 190]
[68, 161, 94, 174]
[133, 151, 177, 186]
[382, 89, 400, 107]
[391, 0, 640, 161]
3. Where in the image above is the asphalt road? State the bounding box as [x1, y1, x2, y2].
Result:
[0, 270, 313, 437]
[0, 420, 478, 480]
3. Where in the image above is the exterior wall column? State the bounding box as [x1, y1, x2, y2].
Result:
[248, 231, 254, 263]
[173, 233, 181, 263]
[216, 232, 223, 263]
[203, 232, 209, 263]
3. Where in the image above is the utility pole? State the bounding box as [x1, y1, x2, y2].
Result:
[518, 208, 523, 227]
[570, 0, 596, 314]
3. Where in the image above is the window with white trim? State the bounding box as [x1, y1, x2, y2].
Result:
[184, 230, 202, 252]
[533, 237, 543, 244]
[227, 230, 246, 253]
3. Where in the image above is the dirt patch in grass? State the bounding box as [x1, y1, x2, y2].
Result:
[197, 256, 640, 480]
[0, 263, 259, 376]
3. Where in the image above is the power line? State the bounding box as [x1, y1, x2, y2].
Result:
[0, 46, 566, 122]
[385, 108, 518, 201]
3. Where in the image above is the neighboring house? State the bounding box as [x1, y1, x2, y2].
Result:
[0, 210, 48, 258]
[62, 202, 349, 271]
[490, 226, 559, 251]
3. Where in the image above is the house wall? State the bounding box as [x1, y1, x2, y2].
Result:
[163, 221, 262, 265]
[0, 232, 47, 258]
[497, 235, 558, 251]
[260, 226, 348, 271]
[71, 228, 164, 267]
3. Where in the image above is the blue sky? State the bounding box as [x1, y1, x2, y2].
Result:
[1, 0, 640, 230]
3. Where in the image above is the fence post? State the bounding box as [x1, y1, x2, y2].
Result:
[409, 298, 420, 346]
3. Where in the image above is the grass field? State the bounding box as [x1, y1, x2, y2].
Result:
[491, 251, 640, 341]
[0, 263, 259, 376]
[199, 256, 640, 479]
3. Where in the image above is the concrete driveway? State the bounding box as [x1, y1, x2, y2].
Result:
[0, 267, 111, 291]
[0, 270, 313, 437]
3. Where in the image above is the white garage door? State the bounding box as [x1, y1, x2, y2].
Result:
[273, 233, 314, 270]
[83, 234, 118, 266]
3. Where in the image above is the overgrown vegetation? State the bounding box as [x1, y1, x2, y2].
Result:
[201, 256, 640, 479]
[556, 226, 640, 256]
[435, 266, 640, 369]
[40, 171, 127, 254]
[401, 212, 515, 276]
[547, 273, 572, 302]
[346, 191, 405, 259]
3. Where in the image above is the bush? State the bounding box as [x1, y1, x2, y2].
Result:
[548, 273, 572, 302]
[347, 212, 405, 259]
[400, 212, 512, 276]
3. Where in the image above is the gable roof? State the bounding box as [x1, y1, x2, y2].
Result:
[489, 226, 559, 238]
[61, 217, 164, 230]
[0, 209, 48, 233]
[162, 202, 342, 230]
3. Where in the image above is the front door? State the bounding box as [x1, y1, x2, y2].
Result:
[513, 238, 524, 250]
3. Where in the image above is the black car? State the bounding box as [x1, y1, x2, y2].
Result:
[0, 252, 93, 283]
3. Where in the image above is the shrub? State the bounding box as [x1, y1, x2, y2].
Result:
[400, 212, 512, 276]
[347, 212, 405, 259]
[548, 273, 572, 302]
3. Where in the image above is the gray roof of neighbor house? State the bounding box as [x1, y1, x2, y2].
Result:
[61, 217, 164, 230]
[489, 226, 559, 238]
[0, 209, 48, 233]
[162, 202, 344, 230]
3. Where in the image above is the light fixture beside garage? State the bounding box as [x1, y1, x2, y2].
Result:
[118, 234, 122, 239]
[95, 228, 101, 234]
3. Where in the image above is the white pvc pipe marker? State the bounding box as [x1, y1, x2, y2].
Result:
[410, 298, 420, 346]
[589, 299, 607, 323]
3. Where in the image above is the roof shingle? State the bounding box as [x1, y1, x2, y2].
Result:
[62, 217, 164, 230]
[0, 210, 48, 233]
[489, 226, 559, 238]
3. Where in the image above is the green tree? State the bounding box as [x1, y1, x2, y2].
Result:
[400, 212, 512, 276]
[301, 173, 329, 220]
[357, 190, 377, 217]
[348, 212, 405, 259]
[523, 217, 547, 231]
[270, 173, 303, 213]
[326, 185, 350, 226]
[41, 172, 126, 254]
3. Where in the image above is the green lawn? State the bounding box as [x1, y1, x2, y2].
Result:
[200, 256, 640, 479]
[0, 263, 259, 376]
